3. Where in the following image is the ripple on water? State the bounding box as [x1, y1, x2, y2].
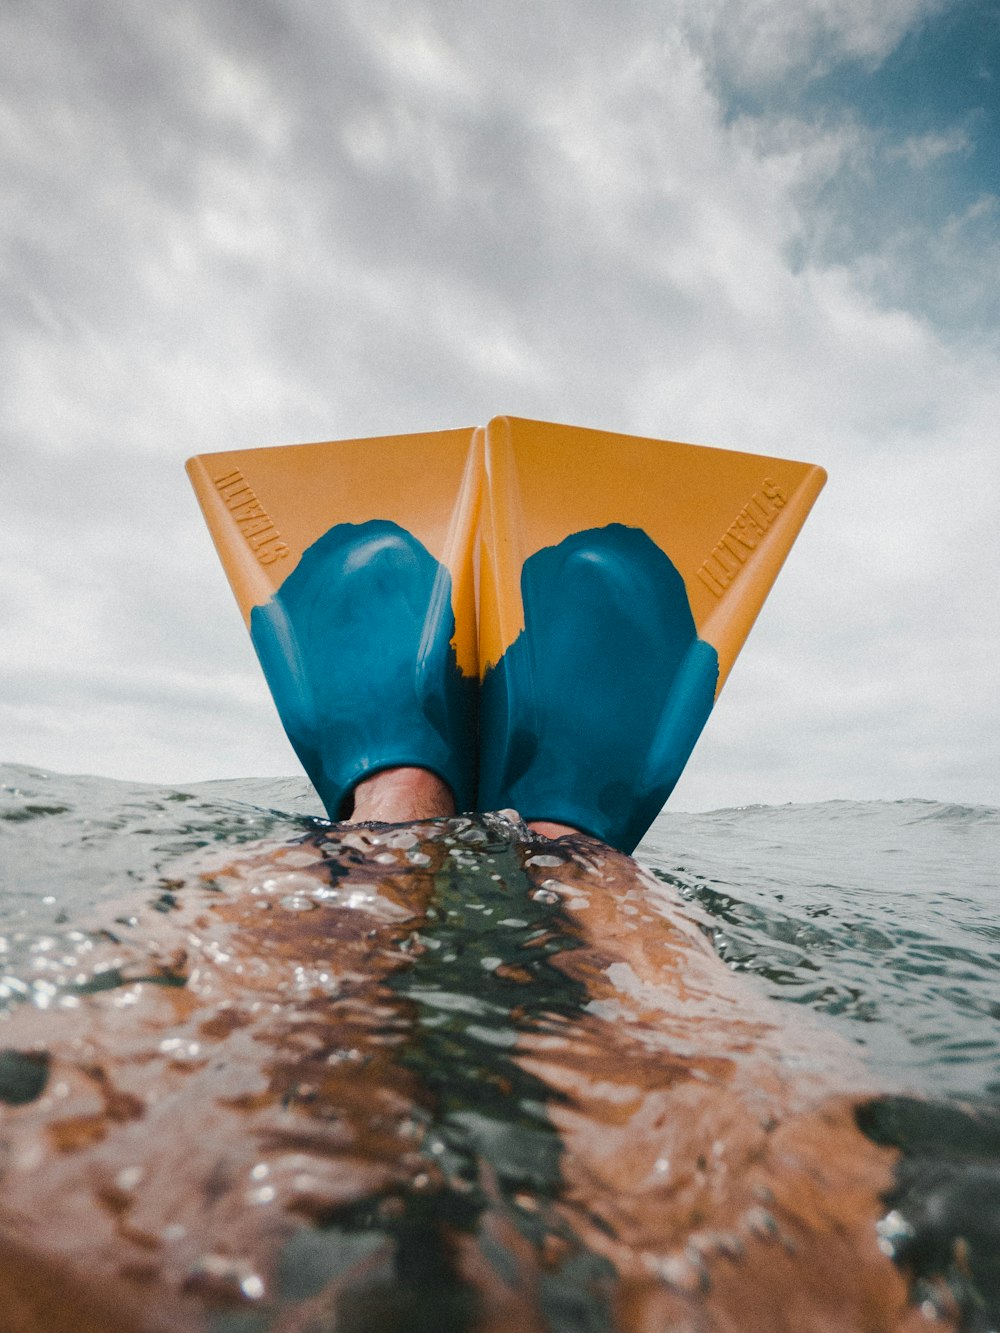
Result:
[1, 770, 999, 1327]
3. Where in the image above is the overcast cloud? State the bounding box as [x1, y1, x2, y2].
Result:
[3, 0, 998, 810]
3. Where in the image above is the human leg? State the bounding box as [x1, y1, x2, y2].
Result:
[347, 766, 456, 823]
[346, 768, 580, 838]
[527, 819, 580, 839]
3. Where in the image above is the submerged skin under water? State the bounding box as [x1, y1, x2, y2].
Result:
[0, 766, 998, 1330]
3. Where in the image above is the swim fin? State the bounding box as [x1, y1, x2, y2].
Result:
[185, 428, 482, 817]
[187, 418, 825, 847]
[476, 417, 826, 849]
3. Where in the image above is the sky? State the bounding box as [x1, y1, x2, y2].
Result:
[3, 0, 998, 812]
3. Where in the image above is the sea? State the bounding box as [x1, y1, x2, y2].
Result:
[1, 762, 999, 1330]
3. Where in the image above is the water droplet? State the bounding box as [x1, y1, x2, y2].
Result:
[158, 1037, 201, 1061]
[342, 831, 377, 852]
[744, 1206, 779, 1239]
[345, 890, 376, 909]
[644, 1249, 710, 1294]
[920, 1294, 951, 1321]
[327, 1047, 363, 1065]
[279, 895, 317, 912]
[381, 829, 419, 849]
[184, 1253, 265, 1302]
[256, 872, 326, 896]
[876, 1208, 915, 1258]
[530, 887, 560, 905]
[407, 851, 431, 866]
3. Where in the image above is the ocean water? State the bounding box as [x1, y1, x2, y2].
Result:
[1, 762, 999, 1329]
[641, 798, 1000, 1101]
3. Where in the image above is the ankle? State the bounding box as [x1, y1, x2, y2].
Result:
[348, 767, 456, 823]
[527, 819, 581, 840]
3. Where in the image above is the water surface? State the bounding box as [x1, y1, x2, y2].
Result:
[1, 765, 998, 1330]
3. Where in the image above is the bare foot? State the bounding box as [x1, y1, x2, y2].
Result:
[528, 820, 581, 840]
[348, 767, 456, 823]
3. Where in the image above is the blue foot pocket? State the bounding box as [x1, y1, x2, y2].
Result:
[479, 525, 719, 852]
[250, 520, 477, 818]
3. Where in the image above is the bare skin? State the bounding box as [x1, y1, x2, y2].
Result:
[526, 819, 579, 839]
[349, 766, 457, 823]
[348, 766, 579, 839]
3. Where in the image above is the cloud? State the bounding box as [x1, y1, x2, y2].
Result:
[681, 0, 948, 89]
[2, 0, 997, 808]
[889, 126, 972, 167]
